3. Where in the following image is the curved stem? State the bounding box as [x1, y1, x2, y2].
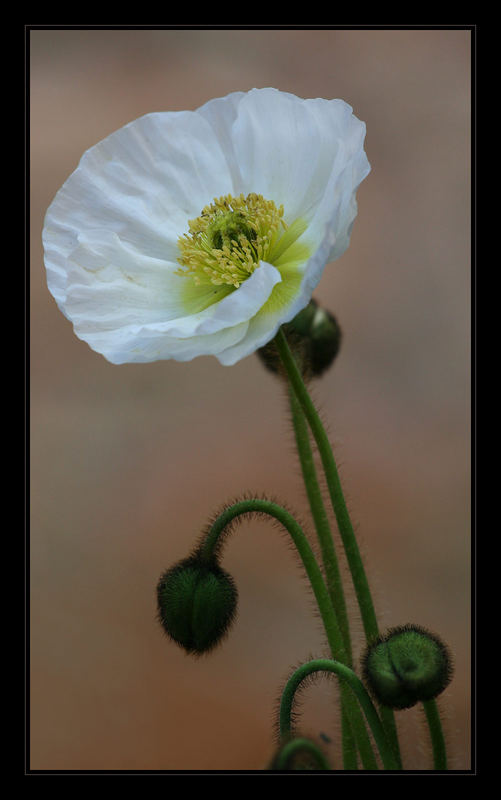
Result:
[274, 327, 402, 769]
[199, 499, 344, 661]
[199, 499, 378, 769]
[279, 659, 400, 771]
[422, 699, 447, 770]
[273, 737, 331, 770]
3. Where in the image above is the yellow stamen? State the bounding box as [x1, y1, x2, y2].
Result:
[176, 193, 287, 289]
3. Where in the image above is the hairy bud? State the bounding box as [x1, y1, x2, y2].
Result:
[361, 624, 453, 710]
[157, 555, 237, 655]
[257, 298, 342, 378]
[269, 736, 330, 771]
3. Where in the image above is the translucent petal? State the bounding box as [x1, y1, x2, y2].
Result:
[82, 318, 250, 364]
[142, 261, 282, 338]
[43, 89, 370, 366]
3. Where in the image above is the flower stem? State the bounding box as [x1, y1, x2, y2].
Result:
[422, 699, 447, 770]
[274, 327, 402, 769]
[199, 501, 345, 658]
[288, 388, 352, 664]
[289, 387, 357, 769]
[199, 499, 378, 769]
[275, 328, 378, 636]
[279, 659, 400, 771]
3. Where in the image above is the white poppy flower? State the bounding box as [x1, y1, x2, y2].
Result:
[42, 88, 370, 366]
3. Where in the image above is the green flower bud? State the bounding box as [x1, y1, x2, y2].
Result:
[157, 555, 238, 655]
[307, 304, 342, 376]
[257, 298, 342, 378]
[285, 297, 319, 337]
[361, 624, 453, 710]
[269, 736, 331, 771]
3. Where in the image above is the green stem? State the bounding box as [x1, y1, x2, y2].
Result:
[289, 387, 357, 769]
[279, 659, 399, 771]
[289, 388, 352, 664]
[199, 499, 378, 769]
[340, 705, 358, 771]
[422, 699, 447, 770]
[275, 328, 378, 637]
[274, 327, 402, 769]
[199, 500, 343, 663]
[273, 737, 332, 770]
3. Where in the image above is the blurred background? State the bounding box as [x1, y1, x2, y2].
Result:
[30, 28, 472, 772]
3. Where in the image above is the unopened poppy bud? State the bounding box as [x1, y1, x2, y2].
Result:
[362, 624, 453, 710]
[306, 304, 341, 376]
[157, 555, 237, 655]
[269, 736, 331, 771]
[257, 298, 342, 378]
[286, 297, 319, 337]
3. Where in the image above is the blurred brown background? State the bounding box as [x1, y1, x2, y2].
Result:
[30, 28, 471, 772]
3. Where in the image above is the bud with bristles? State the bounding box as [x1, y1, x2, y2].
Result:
[361, 624, 453, 710]
[157, 555, 237, 655]
[269, 736, 331, 771]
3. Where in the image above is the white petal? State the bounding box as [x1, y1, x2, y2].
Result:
[228, 88, 370, 276]
[43, 89, 370, 367]
[43, 110, 240, 343]
[196, 91, 247, 194]
[154, 261, 282, 338]
[230, 90, 356, 219]
[306, 133, 371, 268]
[43, 109, 235, 275]
[44, 227, 184, 326]
[215, 313, 284, 366]
[215, 284, 308, 366]
[50, 253, 280, 363]
[83, 318, 250, 364]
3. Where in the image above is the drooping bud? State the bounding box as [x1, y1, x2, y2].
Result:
[361, 624, 453, 710]
[257, 298, 342, 378]
[156, 554, 238, 655]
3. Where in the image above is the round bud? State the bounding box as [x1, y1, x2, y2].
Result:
[362, 624, 453, 710]
[157, 555, 237, 655]
[306, 305, 342, 377]
[285, 297, 319, 337]
[257, 298, 342, 378]
[269, 737, 330, 771]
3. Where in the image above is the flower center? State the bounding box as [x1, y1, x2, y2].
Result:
[176, 193, 287, 289]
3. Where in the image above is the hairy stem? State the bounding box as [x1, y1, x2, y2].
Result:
[289, 387, 356, 768]
[279, 659, 400, 771]
[274, 327, 402, 768]
[289, 388, 352, 663]
[422, 699, 448, 770]
[199, 499, 378, 769]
